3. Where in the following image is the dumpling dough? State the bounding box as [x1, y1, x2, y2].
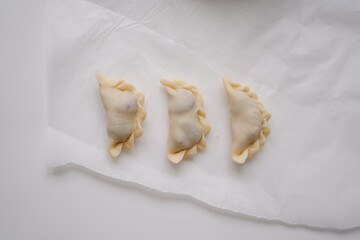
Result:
[161, 79, 211, 164]
[223, 77, 271, 164]
[96, 71, 146, 158]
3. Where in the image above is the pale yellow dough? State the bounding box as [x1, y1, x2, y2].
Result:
[96, 71, 146, 158]
[223, 77, 271, 164]
[161, 79, 211, 164]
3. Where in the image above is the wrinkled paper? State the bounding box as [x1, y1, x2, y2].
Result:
[47, 0, 360, 229]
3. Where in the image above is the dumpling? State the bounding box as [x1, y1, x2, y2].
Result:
[160, 79, 211, 163]
[96, 71, 146, 158]
[223, 77, 271, 164]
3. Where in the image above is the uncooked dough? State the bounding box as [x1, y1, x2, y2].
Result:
[223, 77, 271, 164]
[96, 71, 146, 158]
[161, 79, 211, 164]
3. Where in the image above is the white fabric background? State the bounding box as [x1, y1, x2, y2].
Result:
[47, 0, 360, 229]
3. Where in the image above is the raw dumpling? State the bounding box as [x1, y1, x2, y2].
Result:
[160, 79, 211, 164]
[223, 77, 271, 164]
[96, 71, 146, 158]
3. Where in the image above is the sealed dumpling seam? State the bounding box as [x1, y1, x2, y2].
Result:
[223, 77, 271, 164]
[96, 71, 146, 158]
[161, 79, 211, 163]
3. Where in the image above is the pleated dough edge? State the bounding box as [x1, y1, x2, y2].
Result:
[223, 77, 271, 164]
[160, 79, 211, 164]
[96, 71, 146, 158]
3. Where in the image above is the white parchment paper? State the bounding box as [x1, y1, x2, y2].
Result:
[47, 0, 360, 229]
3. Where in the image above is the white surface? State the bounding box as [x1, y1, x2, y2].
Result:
[1, 0, 360, 239]
[47, 0, 360, 229]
